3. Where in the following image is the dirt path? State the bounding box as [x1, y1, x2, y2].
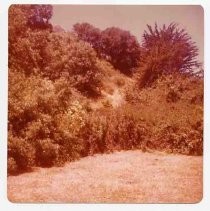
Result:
[8, 150, 202, 203]
[103, 88, 124, 108]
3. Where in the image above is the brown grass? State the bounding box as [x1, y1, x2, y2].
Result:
[8, 150, 202, 203]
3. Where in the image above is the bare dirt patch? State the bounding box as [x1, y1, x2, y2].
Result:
[8, 150, 202, 203]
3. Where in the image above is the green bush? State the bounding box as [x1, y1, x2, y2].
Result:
[53, 101, 87, 161]
[9, 7, 102, 96]
[126, 74, 203, 155]
[43, 32, 102, 96]
[8, 134, 35, 172]
[7, 157, 18, 175]
[35, 139, 59, 167]
[153, 125, 203, 155]
[8, 71, 89, 168]
[79, 108, 149, 155]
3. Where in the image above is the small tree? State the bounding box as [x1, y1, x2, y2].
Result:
[139, 23, 200, 87]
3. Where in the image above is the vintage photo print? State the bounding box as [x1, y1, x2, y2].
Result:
[7, 3, 204, 204]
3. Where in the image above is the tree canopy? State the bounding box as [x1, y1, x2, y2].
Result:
[73, 24, 141, 75]
[139, 23, 200, 86]
[100, 27, 141, 75]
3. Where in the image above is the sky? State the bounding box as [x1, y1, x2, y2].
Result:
[51, 5, 204, 63]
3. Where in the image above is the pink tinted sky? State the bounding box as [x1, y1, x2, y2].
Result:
[51, 5, 204, 63]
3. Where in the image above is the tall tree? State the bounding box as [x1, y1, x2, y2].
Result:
[27, 5, 53, 29]
[73, 23, 101, 54]
[139, 23, 200, 86]
[100, 27, 141, 75]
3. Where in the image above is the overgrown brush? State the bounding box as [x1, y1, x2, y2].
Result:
[79, 109, 149, 155]
[8, 5, 203, 176]
[8, 103, 150, 174]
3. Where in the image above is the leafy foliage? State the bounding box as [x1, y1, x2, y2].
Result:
[9, 6, 102, 96]
[125, 73, 203, 155]
[73, 23, 101, 54]
[43, 32, 102, 95]
[8, 132, 35, 173]
[78, 108, 149, 156]
[27, 4, 53, 29]
[100, 27, 141, 74]
[74, 24, 141, 75]
[9, 30, 50, 75]
[9, 5, 28, 45]
[139, 23, 200, 87]
[8, 70, 87, 170]
[8, 5, 203, 175]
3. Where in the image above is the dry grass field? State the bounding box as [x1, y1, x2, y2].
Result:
[8, 150, 202, 203]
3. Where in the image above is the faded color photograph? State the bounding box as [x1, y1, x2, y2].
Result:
[8, 5, 203, 203]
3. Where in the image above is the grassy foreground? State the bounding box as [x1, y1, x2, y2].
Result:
[8, 150, 202, 203]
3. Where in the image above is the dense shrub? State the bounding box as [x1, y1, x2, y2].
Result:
[35, 139, 59, 167]
[125, 74, 203, 155]
[9, 6, 102, 96]
[54, 100, 87, 161]
[43, 32, 102, 96]
[9, 30, 50, 75]
[8, 71, 203, 174]
[8, 71, 72, 136]
[79, 108, 150, 155]
[9, 5, 28, 45]
[8, 71, 81, 170]
[9, 5, 52, 73]
[7, 157, 18, 175]
[153, 124, 203, 155]
[8, 133, 35, 172]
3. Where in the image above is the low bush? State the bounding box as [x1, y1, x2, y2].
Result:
[79, 108, 150, 155]
[152, 124, 203, 155]
[8, 133, 35, 173]
[35, 139, 59, 167]
[166, 87, 181, 103]
[7, 157, 18, 175]
[125, 74, 203, 155]
[115, 77, 125, 87]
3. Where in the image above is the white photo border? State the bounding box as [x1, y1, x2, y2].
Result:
[0, 0, 209, 211]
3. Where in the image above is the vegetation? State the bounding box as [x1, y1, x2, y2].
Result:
[73, 23, 141, 75]
[8, 5, 203, 175]
[138, 23, 200, 87]
[73, 22, 101, 53]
